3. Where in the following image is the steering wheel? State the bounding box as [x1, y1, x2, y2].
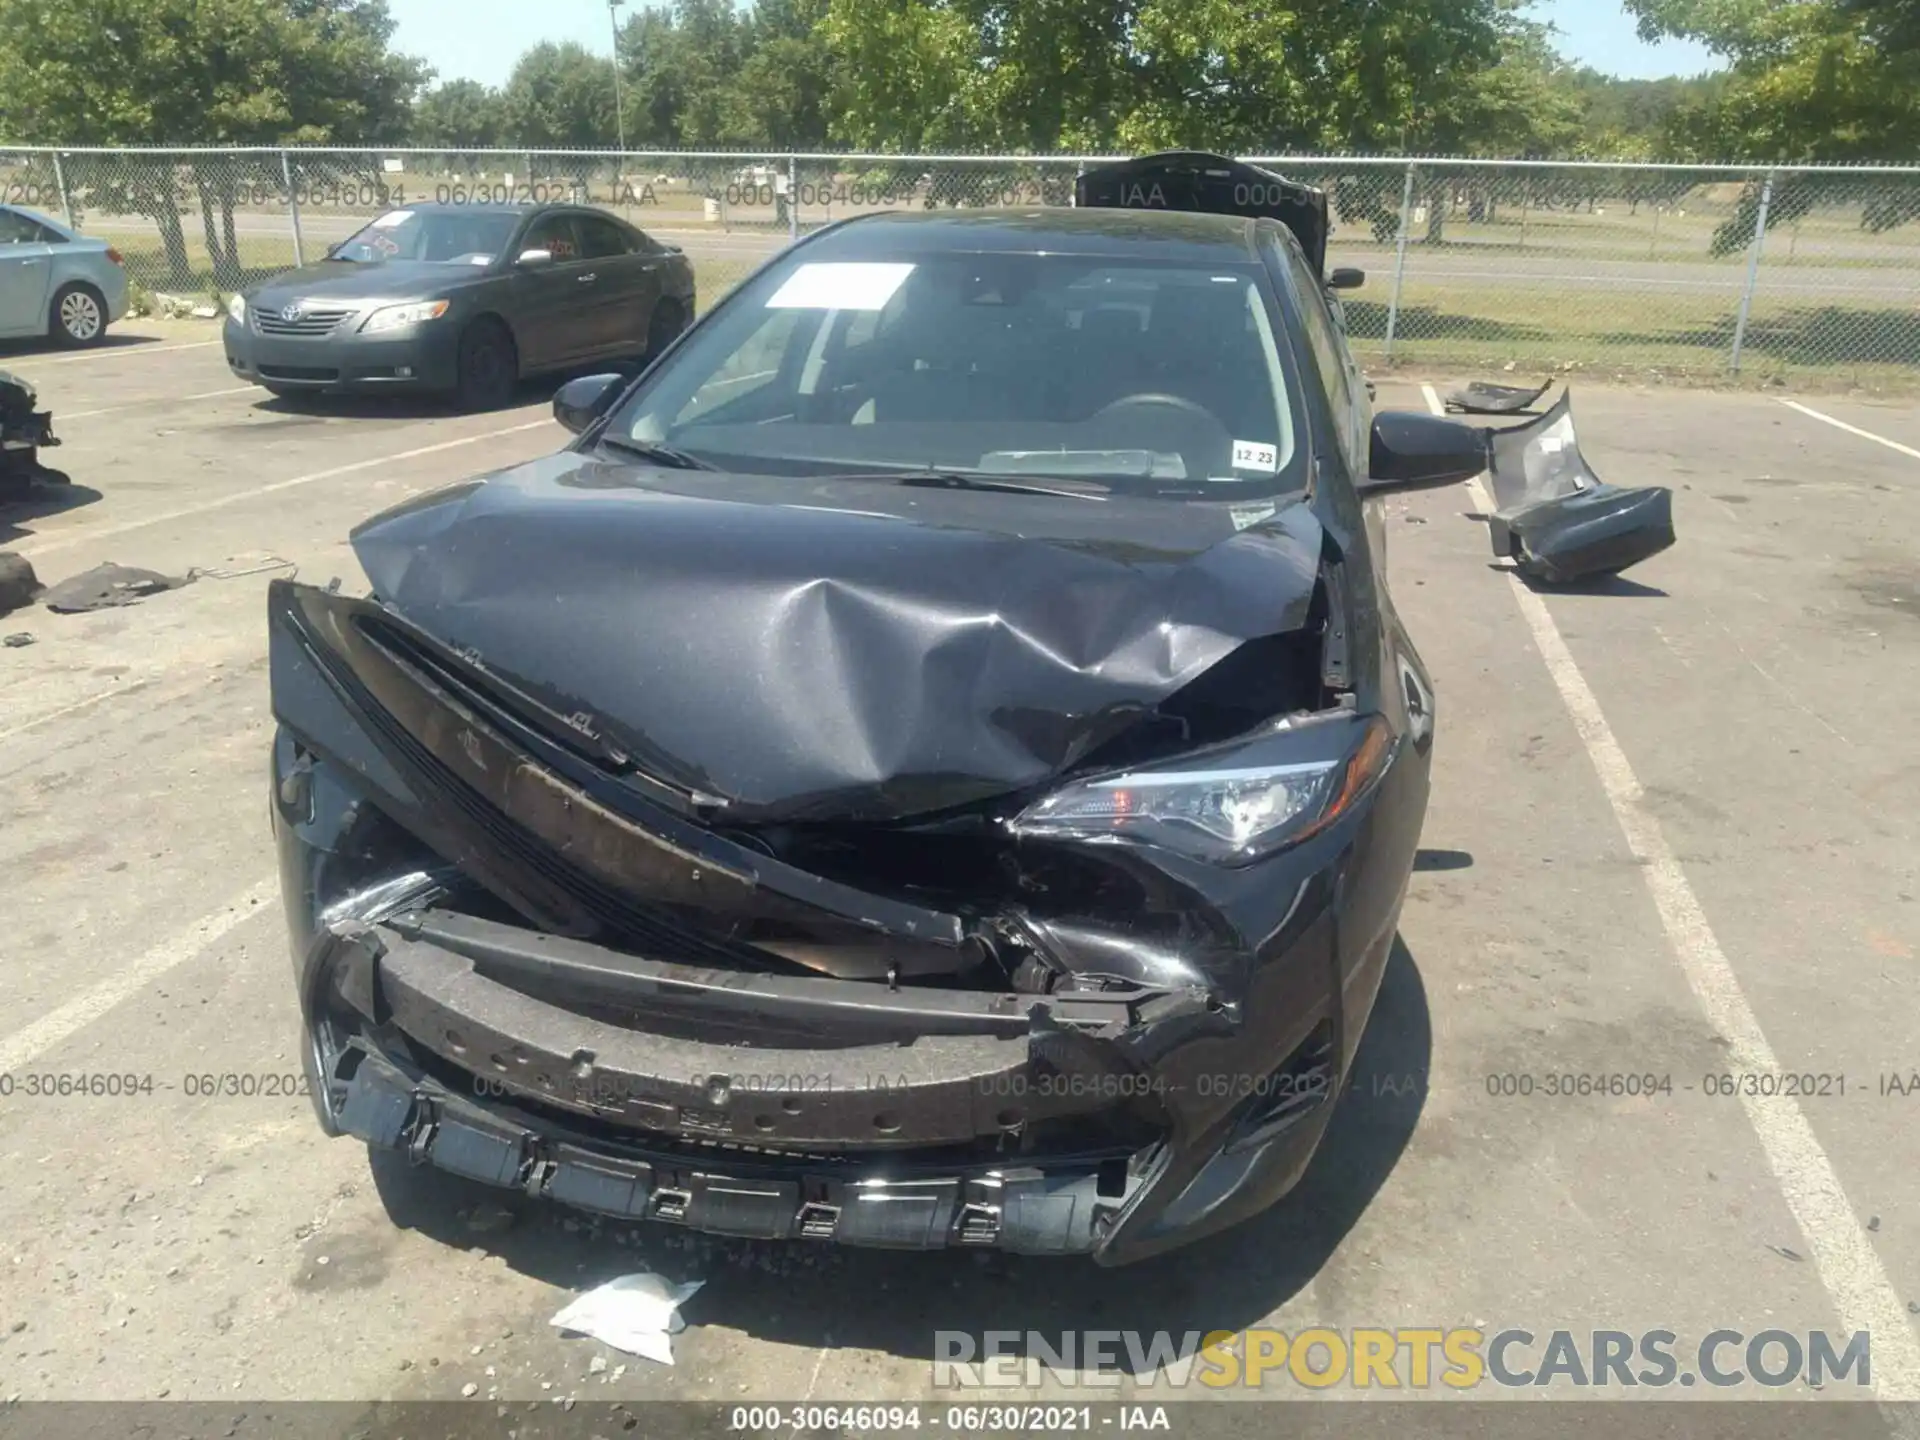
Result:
[1091, 392, 1220, 425]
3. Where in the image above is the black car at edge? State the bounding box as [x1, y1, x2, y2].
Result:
[266, 197, 1490, 1263]
[224, 202, 696, 410]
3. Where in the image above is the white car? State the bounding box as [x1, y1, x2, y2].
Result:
[0, 203, 131, 346]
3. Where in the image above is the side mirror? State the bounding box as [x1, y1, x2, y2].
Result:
[1363, 411, 1488, 496]
[552, 373, 625, 435]
[516, 247, 554, 268]
[1328, 267, 1366, 290]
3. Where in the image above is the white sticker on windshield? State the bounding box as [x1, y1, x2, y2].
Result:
[1230, 439, 1279, 474]
[370, 210, 413, 228]
[767, 262, 915, 312]
[1229, 501, 1277, 531]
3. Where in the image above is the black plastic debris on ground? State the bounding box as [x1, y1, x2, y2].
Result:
[40, 562, 194, 614]
[1482, 390, 1675, 585]
[1446, 378, 1554, 415]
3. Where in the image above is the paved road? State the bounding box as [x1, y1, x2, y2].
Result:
[0, 328, 1917, 1429]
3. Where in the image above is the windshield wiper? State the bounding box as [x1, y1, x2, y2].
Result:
[596, 435, 716, 470]
[832, 469, 1110, 500]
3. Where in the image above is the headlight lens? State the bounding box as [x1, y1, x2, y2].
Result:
[226, 294, 246, 322]
[361, 300, 449, 333]
[1009, 713, 1396, 865]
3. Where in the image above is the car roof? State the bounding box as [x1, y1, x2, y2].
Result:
[803, 208, 1264, 264]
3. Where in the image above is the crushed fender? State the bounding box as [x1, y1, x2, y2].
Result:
[1444, 378, 1553, 415]
[1483, 390, 1675, 585]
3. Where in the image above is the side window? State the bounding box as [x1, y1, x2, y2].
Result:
[1281, 243, 1352, 415]
[0, 210, 43, 244]
[575, 215, 632, 259]
[522, 214, 582, 262]
[1271, 231, 1366, 471]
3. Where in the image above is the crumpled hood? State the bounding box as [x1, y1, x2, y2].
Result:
[351, 452, 1325, 822]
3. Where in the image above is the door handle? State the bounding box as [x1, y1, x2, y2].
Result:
[576, 272, 597, 283]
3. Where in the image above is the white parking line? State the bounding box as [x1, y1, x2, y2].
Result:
[1780, 398, 1920, 462]
[17, 339, 223, 367]
[0, 878, 277, 1074]
[1422, 382, 1920, 1403]
[0, 679, 152, 745]
[13, 417, 552, 559]
[63, 385, 256, 421]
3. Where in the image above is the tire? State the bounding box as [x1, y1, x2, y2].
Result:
[453, 317, 518, 412]
[50, 283, 107, 347]
[645, 299, 687, 361]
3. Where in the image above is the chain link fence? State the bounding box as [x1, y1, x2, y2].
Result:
[4, 146, 1918, 384]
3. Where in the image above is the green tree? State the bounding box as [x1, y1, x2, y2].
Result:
[812, 0, 1520, 155]
[501, 41, 621, 149]
[1626, 0, 1920, 163]
[415, 79, 510, 149]
[0, 0, 425, 285]
[712, 0, 833, 148]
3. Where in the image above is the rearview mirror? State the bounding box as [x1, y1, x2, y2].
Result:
[1363, 412, 1488, 496]
[516, 247, 554, 268]
[552, 373, 625, 435]
[1328, 266, 1366, 290]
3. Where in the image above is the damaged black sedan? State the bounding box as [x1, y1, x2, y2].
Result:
[268, 208, 1485, 1263]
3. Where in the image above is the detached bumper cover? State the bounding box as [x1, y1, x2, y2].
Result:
[1483, 390, 1675, 584]
[1444, 378, 1551, 415]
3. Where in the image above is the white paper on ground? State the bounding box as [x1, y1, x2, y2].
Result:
[767, 262, 915, 311]
[549, 1273, 706, 1365]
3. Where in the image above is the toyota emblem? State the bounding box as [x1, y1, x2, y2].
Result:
[281, 303, 305, 322]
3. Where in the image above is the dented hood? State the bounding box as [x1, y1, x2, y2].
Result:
[350, 452, 1324, 822]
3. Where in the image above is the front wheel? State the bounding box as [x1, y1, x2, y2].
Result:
[453, 318, 518, 412]
[50, 284, 107, 347]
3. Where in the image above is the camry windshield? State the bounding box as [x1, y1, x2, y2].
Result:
[331, 210, 519, 266]
[608, 251, 1304, 493]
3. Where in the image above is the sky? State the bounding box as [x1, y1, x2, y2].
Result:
[387, 0, 1721, 92]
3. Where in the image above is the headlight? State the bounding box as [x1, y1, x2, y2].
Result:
[1008, 713, 1396, 865]
[226, 294, 246, 322]
[360, 300, 449, 333]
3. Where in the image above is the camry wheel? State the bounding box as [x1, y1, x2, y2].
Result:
[51, 284, 106, 347]
[454, 318, 517, 411]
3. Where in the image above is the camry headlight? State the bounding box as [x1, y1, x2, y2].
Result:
[1009, 713, 1396, 865]
[361, 300, 449, 333]
[226, 294, 246, 322]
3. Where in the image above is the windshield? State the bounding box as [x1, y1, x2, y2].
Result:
[331, 209, 519, 266]
[606, 249, 1305, 495]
